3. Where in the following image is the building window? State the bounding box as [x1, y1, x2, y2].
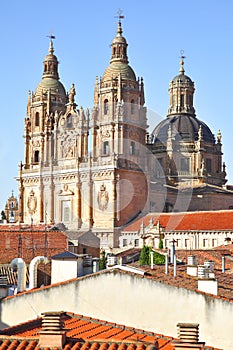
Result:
[212, 238, 217, 247]
[10, 211, 14, 218]
[104, 99, 109, 115]
[11, 202, 14, 208]
[206, 158, 212, 173]
[185, 239, 189, 248]
[35, 112, 39, 127]
[130, 141, 135, 155]
[203, 239, 208, 248]
[103, 141, 109, 155]
[123, 239, 127, 247]
[180, 157, 190, 172]
[135, 239, 139, 247]
[131, 99, 135, 114]
[34, 150, 39, 163]
[67, 114, 72, 127]
[83, 247, 87, 254]
[180, 94, 184, 107]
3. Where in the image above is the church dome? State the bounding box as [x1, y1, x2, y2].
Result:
[170, 73, 193, 86]
[103, 62, 136, 81]
[35, 77, 66, 96]
[152, 114, 215, 144]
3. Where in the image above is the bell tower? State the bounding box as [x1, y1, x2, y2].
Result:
[24, 38, 67, 170]
[91, 16, 148, 233]
[92, 18, 147, 164]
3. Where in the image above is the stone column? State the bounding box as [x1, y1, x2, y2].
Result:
[49, 163, 55, 224]
[76, 179, 82, 229]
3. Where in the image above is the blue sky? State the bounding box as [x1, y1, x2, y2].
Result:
[0, 0, 233, 210]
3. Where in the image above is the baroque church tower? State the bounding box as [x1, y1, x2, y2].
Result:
[18, 21, 148, 249]
[149, 56, 227, 212]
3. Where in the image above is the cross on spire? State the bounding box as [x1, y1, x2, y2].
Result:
[179, 49, 186, 74]
[115, 9, 124, 22]
[46, 32, 56, 41]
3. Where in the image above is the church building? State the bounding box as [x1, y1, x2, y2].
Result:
[18, 20, 148, 248]
[17, 19, 233, 249]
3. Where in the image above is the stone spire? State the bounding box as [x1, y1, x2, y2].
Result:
[110, 19, 128, 64]
[42, 38, 59, 80]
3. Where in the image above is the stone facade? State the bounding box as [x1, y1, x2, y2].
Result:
[16, 20, 233, 249]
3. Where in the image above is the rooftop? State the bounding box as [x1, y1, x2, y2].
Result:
[0, 312, 220, 350]
[123, 210, 233, 232]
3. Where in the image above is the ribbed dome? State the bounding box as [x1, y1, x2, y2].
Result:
[152, 115, 215, 144]
[35, 77, 66, 96]
[103, 62, 136, 81]
[170, 73, 193, 86]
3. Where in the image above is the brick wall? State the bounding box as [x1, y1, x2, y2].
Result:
[0, 230, 67, 264]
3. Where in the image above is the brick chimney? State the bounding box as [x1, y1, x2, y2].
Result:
[38, 311, 66, 348]
[173, 323, 205, 349]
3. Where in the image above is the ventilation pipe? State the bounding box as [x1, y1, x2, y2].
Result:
[165, 253, 169, 274]
[170, 240, 176, 263]
[222, 256, 225, 273]
[10, 258, 27, 293]
[174, 254, 177, 277]
[150, 251, 154, 269]
[29, 256, 49, 290]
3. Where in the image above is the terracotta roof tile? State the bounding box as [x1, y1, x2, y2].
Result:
[123, 210, 233, 232]
[0, 313, 220, 350]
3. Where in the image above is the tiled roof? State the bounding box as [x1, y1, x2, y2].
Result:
[0, 312, 220, 350]
[123, 210, 233, 232]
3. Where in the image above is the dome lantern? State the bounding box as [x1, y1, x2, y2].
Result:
[168, 52, 195, 117]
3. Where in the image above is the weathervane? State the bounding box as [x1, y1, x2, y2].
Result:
[179, 49, 186, 73]
[180, 49, 186, 60]
[115, 9, 124, 22]
[46, 32, 56, 41]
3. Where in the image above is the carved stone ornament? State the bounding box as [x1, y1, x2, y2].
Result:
[97, 183, 109, 211]
[58, 184, 74, 196]
[32, 138, 41, 147]
[27, 190, 37, 215]
[101, 128, 110, 141]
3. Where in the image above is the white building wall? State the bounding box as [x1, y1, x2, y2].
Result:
[0, 270, 232, 350]
[51, 260, 78, 284]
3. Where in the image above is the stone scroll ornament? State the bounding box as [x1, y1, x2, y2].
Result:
[27, 190, 37, 215]
[97, 184, 109, 211]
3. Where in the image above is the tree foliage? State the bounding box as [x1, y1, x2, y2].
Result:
[1, 211, 6, 221]
[159, 238, 163, 249]
[99, 250, 107, 270]
[139, 245, 165, 266]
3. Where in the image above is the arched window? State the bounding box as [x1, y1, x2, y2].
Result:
[35, 112, 40, 127]
[34, 150, 39, 163]
[130, 141, 136, 155]
[104, 99, 109, 115]
[131, 99, 135, 114]
[67, 114, 72, 127]
[103, 141, 109, 155]
[113, 47, 116, 56]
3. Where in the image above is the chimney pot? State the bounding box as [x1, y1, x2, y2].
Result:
[39, 311, 66, 348]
